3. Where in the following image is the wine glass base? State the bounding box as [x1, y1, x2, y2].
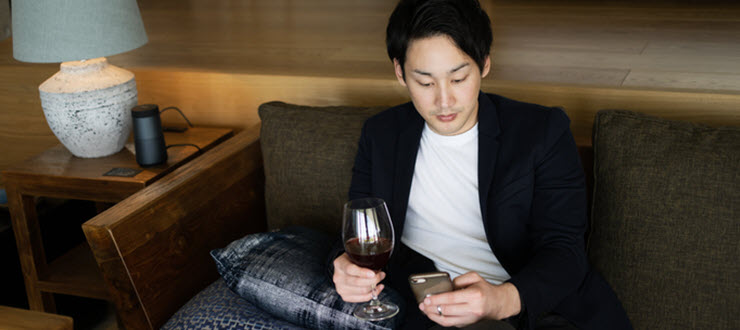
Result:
[353, 301, 399, 321]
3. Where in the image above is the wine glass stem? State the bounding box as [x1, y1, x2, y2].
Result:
[369, 285, 381, 306]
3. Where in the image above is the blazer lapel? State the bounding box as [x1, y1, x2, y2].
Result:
[477, 92, 501, 228]
[391, 107, 424, 235]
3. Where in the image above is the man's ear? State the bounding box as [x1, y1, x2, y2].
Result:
[393, 58, 408, 87]
[481, 56, 491, 78]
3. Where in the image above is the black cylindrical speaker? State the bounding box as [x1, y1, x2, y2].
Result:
[132, 104, 167, 167]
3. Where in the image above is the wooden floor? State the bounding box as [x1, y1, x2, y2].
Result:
[1, 0, 740, 181]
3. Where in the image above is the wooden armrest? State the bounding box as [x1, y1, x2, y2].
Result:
[83, 125, 267, 329]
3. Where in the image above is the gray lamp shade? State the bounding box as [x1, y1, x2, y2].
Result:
[12, 0, 148, 63]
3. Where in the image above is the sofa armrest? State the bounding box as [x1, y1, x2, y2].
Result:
[82, 126, 267, 330]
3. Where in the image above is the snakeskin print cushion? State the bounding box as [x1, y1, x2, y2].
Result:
[210, 226, 405, 330]
[162, 278, 304, 330]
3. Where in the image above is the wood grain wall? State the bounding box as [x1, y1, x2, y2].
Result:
[1, 0, 739, 186]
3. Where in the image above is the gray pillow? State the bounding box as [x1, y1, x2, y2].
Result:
[258, 102, 386, 235]
[588, 110, 739, 329]
[162, 279, 304, 330]
[211, 227, 405, 330]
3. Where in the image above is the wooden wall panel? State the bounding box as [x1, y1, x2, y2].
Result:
[0, 61, 60, 182]
[133, 69, 740, 146]
[3, 66, 739, 187]
[134, 69, 409, 129]
[2, 0, 739, 186]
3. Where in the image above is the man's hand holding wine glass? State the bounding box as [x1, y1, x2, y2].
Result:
[337, 197, 399, 321]
[333, 253, 387, 303]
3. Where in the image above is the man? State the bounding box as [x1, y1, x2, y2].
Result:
[332, 0, 631, 329]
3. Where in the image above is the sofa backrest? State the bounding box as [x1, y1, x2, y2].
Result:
[258, 101, 598, 236]
[258, 101, 386, 235]
[588, 110, 739, 329]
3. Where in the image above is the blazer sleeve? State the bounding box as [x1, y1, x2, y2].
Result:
[349, 120, 373, 201]
[507, 108, 590, 328]
[327, 120, 374, 275]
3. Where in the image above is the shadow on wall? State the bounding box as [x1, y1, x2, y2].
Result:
[1, 0, 10, 41]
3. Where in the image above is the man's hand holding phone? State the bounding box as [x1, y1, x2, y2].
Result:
[409, 271, 454, 304]
[415, 272, 521, 328]
[332, 253, 386, 303]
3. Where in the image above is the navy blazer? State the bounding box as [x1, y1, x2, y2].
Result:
[348, 92, 630, 329]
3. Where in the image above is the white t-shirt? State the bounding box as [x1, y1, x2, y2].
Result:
[401, 122, 511, 284]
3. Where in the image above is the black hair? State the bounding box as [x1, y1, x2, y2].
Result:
[386, 0, 493, 77]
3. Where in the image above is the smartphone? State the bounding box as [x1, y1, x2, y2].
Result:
[408, 271, 453, 304]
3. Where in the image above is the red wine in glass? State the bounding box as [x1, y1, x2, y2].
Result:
[342, 197, 399, 321]
[344, 237, 393, 271]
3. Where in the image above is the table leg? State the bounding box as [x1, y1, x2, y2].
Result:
[6, 185, 56, 312]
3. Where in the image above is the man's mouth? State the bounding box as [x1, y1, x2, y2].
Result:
[436, 113, 457, 122]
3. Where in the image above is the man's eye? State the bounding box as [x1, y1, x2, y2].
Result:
[452, 77, 467, 84]
[419, 82, 433, 87]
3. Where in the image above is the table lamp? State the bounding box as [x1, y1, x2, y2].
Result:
[11, 0, 148, 158]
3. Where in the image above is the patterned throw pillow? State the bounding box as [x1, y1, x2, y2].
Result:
[162, 279, 304, 330]
[211, 227, 405, 330]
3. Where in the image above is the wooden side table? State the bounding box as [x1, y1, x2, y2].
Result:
[0, 305, 73, 330]
[2, 127, 232, 313]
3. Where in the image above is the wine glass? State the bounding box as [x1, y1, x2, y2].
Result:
[342, 197, 399, 321]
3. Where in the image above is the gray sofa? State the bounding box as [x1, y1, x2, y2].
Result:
[87, 101, 738, 329]
[587, 110, 738, 329]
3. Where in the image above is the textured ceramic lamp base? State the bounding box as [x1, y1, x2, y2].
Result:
[39, 57, 138, 158]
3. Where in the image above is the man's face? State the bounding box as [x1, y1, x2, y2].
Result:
[394, 35, 490, 136]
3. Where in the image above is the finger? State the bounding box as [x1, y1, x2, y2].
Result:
[374, 283, 385, 296]
[335, 254, 374, 277]
[333, 253, 352, 269]
[341, 273, 382, 287]
[333, 273, 385, 302]
[340, 293, 374, 303]
[429, 302, 476, 318]
[338, 284, 386, 303]
[422, 304, 478, 328]
[423, 289, 469, 306]
[339, 280, 386, 296]
[420, 301, 469, 318]
[334, 254, 374, 276]
[338, 283, 375, 295]
[334, 271, 385, 295]
[343, 263, 377, 278]
[452, 271, 484, 288]
[337, 271, 385, 288]
[333, 270, 372, 287]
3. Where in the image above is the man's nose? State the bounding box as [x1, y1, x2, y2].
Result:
[437, 83, 455, 109]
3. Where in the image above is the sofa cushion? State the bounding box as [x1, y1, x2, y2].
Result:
[588, 110, 739, 329]
[210, 226, 405, 330]
[162, 278, 304, 330]
[258, 102, 386, 235]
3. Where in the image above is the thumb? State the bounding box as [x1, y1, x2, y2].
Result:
[452, 271, 484, 289]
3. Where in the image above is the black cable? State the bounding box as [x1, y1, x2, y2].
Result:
[166, 143, 201, 151]
[159, 107, 199, 152]
[160, 106, 194, 127]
